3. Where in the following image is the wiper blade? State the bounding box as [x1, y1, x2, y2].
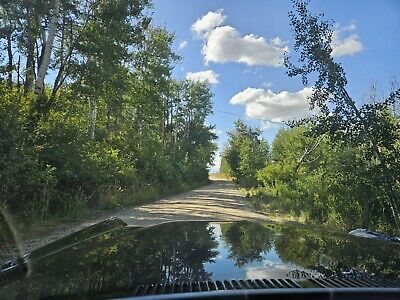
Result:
[0, 256, 28, 285]
[349, 229, 400, 243]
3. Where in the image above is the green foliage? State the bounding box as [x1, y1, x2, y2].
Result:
[221, 222, 274, 267]
[0, 1, 216, 225]
[255, 125, 399, 233]
[285, 0, 400, 230]
[219, 150, 231, 176]
[222, 120, 269, 188]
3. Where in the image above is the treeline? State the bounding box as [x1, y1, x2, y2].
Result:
[0, 0, 216, 222]
[222, 0, 400, 233]
[222, 118, 399, 233]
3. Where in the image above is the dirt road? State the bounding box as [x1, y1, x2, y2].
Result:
[1, 179, 271, 263]
[116, 179, 270, 226]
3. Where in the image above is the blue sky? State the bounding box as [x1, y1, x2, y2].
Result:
[151, 0, 400, 171]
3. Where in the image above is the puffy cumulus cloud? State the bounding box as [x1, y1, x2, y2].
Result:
[331, 24, 363, 57]
[186, 70, 219, 84]
[191, 10, 288, 67]
[202, 26, 288, 67]
[178, 40, 188, 50]
[230, 87, 314, 123]
[191, 10, 226, 38]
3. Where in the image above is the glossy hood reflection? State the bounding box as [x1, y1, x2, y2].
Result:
[0, 220, 399, 299]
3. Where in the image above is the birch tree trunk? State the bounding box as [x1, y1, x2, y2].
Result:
[34, 0, 60, 95]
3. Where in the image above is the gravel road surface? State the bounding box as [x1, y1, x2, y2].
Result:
[1, 179, 270, 264]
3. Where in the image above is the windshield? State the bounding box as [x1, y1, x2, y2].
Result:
[0, 0, 399, 298]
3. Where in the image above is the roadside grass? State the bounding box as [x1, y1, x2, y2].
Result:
[97, 181, 208, 210]
[207, 175, 307, 226]
[3, 180, 210, 238]
[250, 197, 307, 224]
[236, 188, 306, 225]
[244, 188, 351, 233]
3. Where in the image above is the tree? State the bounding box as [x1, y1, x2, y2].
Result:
[0, 1, 217, 223]
[221, 222, 274, 267]
[34, 0, 60, 95]
[285, 0, 400, 230]
[223, 120, 269, 188]
[256, 123, 398, 232]
[0, 0, 21, 87]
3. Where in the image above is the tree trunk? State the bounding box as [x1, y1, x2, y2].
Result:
[25, 52, 35, 91]
[34, 0, 60, 95]
[51, 50, 72, 99]
[37, 15, 46, 70]
[295, 135, 324, 172]
[24, 9, 36, 93]
[51, 15, 71, 99]
[51, 63, 65, 98]
[6, 28, 13, 87]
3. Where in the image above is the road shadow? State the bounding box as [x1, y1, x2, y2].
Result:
[118, 180, 270, 227]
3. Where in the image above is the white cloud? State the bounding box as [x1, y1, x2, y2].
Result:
[202, 26, 288, 67]
[246, 266, 322, 280]
[263, 82, 273, 88]
[260, 121, 280, 130]
[331, 24, 363, 57]
[191, 10, 226, 38]
[191, 10, 288, 67]
[270, 37, 287, 48]
[230, 87, 315, 124]
[186, 70, 219, 84]
[178, 40, 188, 50]
[210, 128, 222, 135]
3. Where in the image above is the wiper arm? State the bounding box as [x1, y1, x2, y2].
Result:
[0, 255, 28, 285]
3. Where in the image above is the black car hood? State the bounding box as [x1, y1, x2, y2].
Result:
[0, 219, 399, 299]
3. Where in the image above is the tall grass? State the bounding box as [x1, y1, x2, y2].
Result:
[5, 179, 210, 233]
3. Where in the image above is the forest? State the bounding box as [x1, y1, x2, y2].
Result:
[0, 0, 216, 225]
[1, 0, 399, 236]
[221, 1, 400, 234]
